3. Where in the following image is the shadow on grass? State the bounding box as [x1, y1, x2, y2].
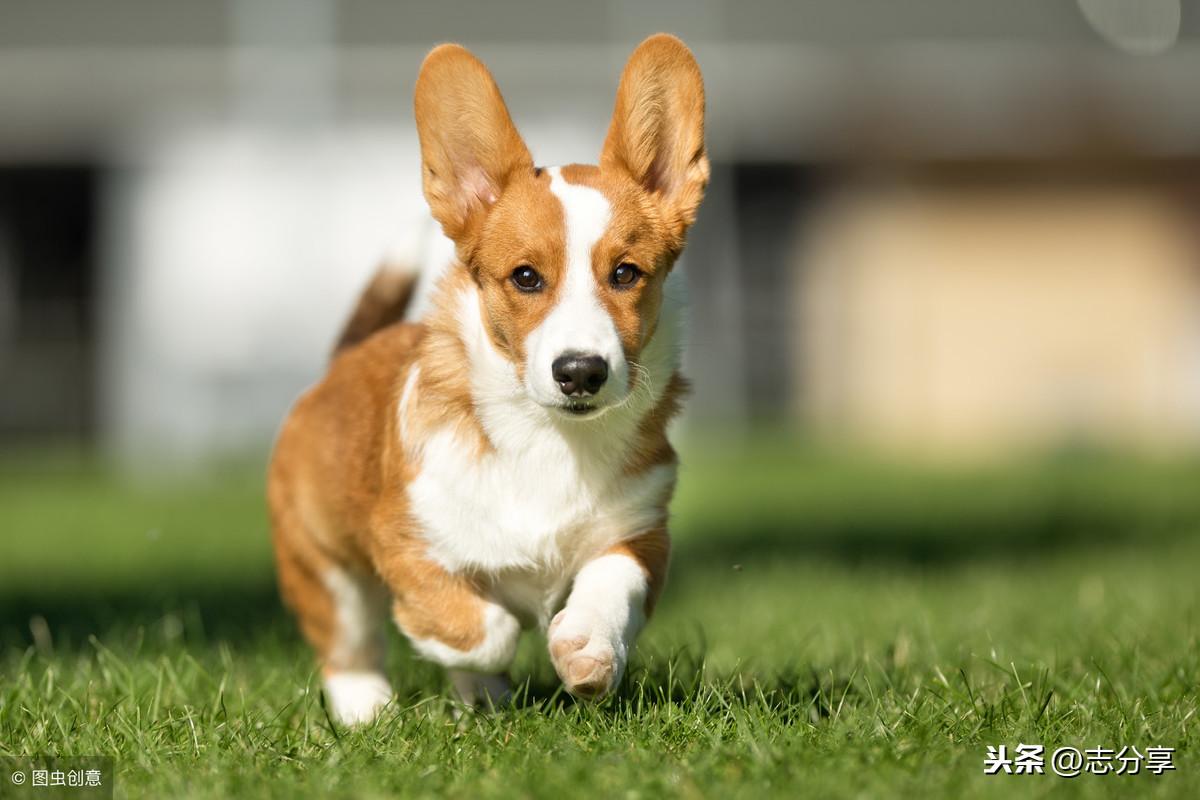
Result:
[672, 498, 1197, 570]
[4, 494, 1197, 654]
[0, 578, 286, 652]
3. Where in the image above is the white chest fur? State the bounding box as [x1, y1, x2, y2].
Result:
[406, 423, 674, 613]
[400, 273, 682, 621]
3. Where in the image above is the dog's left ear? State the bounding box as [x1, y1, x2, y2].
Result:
[414, 44, 533, 247]
[601, 34, 709, 242]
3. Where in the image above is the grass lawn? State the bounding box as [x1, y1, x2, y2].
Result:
[1, 438, 1197, 798]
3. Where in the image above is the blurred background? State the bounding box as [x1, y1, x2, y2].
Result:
[2, 8, 1200, 791]
[4, 0, 1200, 464]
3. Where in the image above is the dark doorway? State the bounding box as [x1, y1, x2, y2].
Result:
[732, 163, 824, 421]
[0, 166, 98, 444]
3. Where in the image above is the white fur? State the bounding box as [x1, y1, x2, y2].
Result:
[400, 168, 685, 679]
[321, 569, 392, 724]
[405, 280, 677, 621]
[405, 602, 522, 672]
[324, 670, 392, 726]
[323, 568, 388, 670]
[406, 275, 680, 602]
[524, 167, 628, 409]
[549, 553, 650, 688]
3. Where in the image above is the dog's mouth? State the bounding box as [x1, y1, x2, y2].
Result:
[558, 400, 601, 418]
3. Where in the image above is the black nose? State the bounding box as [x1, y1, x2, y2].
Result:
[552, 353, 609, 396]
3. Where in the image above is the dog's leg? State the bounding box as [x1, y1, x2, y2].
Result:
[272, 505, 393, 726]
[396, 595, 520, 708]
[376, 536, 521, 706]
[447, 670, 513, 709]
[317, 566, 393, 725]
[548, 528, 670, 699]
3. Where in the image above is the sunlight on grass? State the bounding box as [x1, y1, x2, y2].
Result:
[1, 443, 1196, 797]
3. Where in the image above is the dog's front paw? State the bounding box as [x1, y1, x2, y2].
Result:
[323, 670, 392, 726]
[547, 610, 625, 699]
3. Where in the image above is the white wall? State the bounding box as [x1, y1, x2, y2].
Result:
[97, 116, 651, 460]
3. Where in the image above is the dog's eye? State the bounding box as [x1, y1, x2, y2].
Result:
[511, 265, 543, 292]
[611, 263, 641, 288]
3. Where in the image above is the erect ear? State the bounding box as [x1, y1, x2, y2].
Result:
[601, 34, 709, 240]
[414, 44, 533, 245]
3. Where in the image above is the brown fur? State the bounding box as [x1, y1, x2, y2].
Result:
[467, 168, 566, 368]
[270, 315, 494, 662]
[333, 264, 418, 357]
[601, 35, 709, 242]
[269, 34, 707, 689]
[415, 43, 533, 253]
[408, 268, 491, 455]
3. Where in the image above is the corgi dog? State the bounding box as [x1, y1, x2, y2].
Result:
[268, 34, 708, 725]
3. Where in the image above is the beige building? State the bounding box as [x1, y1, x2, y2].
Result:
[794, 170, 1200, 456]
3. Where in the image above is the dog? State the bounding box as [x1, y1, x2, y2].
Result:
[268, 33, 708, 725]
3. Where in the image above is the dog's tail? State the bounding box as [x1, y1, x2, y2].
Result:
[331, 261, 420, 357]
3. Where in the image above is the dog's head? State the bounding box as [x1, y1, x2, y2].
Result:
[414, 34, 707, 418]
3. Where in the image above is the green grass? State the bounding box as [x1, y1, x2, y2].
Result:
[1, 440, 1197, 798]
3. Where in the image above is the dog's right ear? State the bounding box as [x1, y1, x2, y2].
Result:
[414, 44, 533, 246]
[601, 34, 708, 245]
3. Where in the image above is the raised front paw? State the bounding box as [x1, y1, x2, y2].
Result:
[547, 610, 625, 700]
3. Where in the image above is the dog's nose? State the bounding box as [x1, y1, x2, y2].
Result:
[552, 353, 609, 396]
